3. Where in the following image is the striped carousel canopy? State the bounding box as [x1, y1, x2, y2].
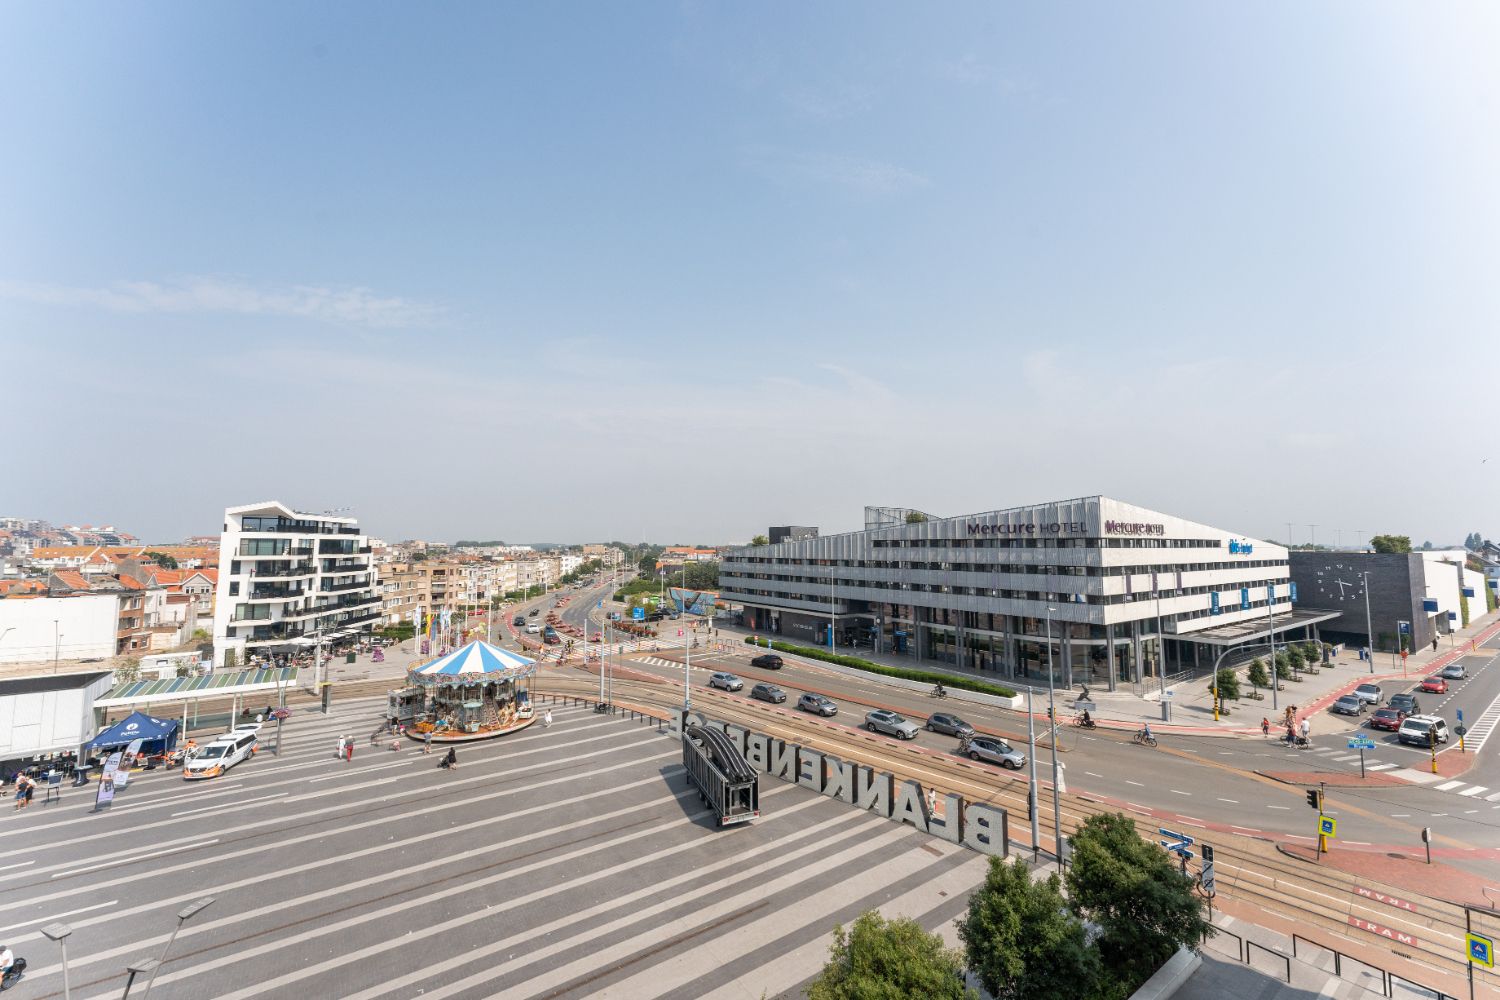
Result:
[409, 640, 535, 684]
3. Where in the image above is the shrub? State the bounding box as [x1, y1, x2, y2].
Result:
[1246, 658, 1270, 691]
[960, 857, 1101, 1000]
[1209, 667, 1240, 702]
[808, 911, 972, 1000]
[744, 637, 1017, 698]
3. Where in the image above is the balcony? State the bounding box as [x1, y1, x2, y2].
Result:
[321, 578, 371, 594]
[283, 594, 382, 620]
[250, 586, 306, 600]
[251, 563, 317, 579]
[318, 542, 373, 556]
[322, 560, 370, 575]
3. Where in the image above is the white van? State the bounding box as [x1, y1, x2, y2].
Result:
[183, 732, 257, 780]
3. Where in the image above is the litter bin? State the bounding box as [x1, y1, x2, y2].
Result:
[1161, 698, 1172, 722]
[345, 652, 356, 664]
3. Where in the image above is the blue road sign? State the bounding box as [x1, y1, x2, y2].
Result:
[1457, 708, 1464, 722]
[632, 607, 645, 621]
[1399, 621, 1412, 634]
[1467, 932, 1494, 968]
[1158, 828, 1195, 858]
[1347, 737, 1376, 750]
[1319, 816, 1337, 837]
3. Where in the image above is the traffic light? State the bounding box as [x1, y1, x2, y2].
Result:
[1201, 844, 1214, 863]
[1306, 789, 1321, 810]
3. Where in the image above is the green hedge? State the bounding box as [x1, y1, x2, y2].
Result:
[743, 637, 1017, 699]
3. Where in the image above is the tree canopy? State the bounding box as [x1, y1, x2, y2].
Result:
[1066, 813, 1211, 987]
[144, 550, 179, 569]
[1369, 534, 1412, 554]
[807, 911, 973, 1000]
[750, 534, 769, 546]
[959, 858, 1101, 1000]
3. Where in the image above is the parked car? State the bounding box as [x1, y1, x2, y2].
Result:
[1331, 695, 1366, 716]
[925, 713, 975, 738]
[750, 683, 786, 704]
[1418, 676, 1448, 694]
[1353, 683, 1382, 705]
[1397, 715, 1449, 747]
[708, 672, 744, 692]
[797, 693, 837, 717]
[1440, 662, 1467, 680]
[1388, 692, 1421, 716]
[750, 654, 784, 670]
[864, 710, 919, 740]
[963, 735, 1026, 769]
[1368, 708, 1407, 731]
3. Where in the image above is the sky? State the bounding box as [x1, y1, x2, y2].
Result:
[3, 3, 1499, 548]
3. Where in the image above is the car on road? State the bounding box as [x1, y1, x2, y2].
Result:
[750, 654, 784, 670]
[1440, 663, 1467, 680]
[864, 710, 919, 740]
[590, 634, 603, 642]
[1418, 676, 1448, 694]
[962, 735, 1026, 769]
[1331, 695, 1366, 716]
[1368, 708, 1407, 731]
[750, 683, 786, 704]
[708, 672, 744, 692]
[1397, 715, 1450, 747]
[1353, 683, 1382, 705]
[797, 693, 837, 717]
[525, 622, 542, 634]
[925, 712, 975, 738]
[183, 731, 256, 780]
[513, 615, 526, 626]
[1388, 692, 1421, 716]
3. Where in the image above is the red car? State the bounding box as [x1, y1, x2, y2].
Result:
[1368, 708, 1406, 731]
[1418, 676, 1448, 693]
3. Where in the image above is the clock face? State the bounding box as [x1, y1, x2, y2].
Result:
[1312, 563, 1365, 603]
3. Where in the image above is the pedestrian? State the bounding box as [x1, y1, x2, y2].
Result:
[543, 709, 553, 728]
[336, 736, 347, 760]
[1299, 717, 1311, 743]
[1261, 717, 1270, 738]
[423, 729, 433, 754]
[926, 787, 937, 818]
[345, 739, 354, 762]
[12, 776, 26, 811]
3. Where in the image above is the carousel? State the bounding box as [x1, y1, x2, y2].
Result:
[394, 640, 538, 743]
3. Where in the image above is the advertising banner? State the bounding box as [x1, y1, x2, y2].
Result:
[94, 751, 123, 810]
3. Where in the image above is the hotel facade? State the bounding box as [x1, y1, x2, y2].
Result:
[719, 497, 1337, 691]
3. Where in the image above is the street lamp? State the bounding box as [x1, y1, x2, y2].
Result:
[143, 896, 213, 997]
[122, 959, 158, 999]
[41, 922, 72, 1000]
[1045, 605, 1064, 864]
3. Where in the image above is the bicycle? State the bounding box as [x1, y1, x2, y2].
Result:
[1132, 730, 1158, 748]
[1071, 715, 1096, 729]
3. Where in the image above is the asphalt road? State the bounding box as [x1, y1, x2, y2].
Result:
[0, 694, 985, 1000]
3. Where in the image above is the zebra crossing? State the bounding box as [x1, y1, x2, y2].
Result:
[1301, 742, 1500, 801]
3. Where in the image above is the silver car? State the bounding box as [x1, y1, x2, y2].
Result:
[925, 712, 974, 738]
[964, 736, 1026, 770]
[708, 672, 743, 692]
[1440, 663, 1467, 680]
[797, 693, 837, 717]
[1353, 683, 1382, 705]
[864, 710, 919, 740]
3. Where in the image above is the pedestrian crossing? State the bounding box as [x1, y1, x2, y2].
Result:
[1299, 742, 1498, 799]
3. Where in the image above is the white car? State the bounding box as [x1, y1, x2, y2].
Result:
[526, 623, 542, 634]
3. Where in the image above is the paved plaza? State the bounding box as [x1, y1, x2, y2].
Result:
[0, 693, 987, 999]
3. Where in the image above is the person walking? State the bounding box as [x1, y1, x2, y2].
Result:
[543, 709, 553, 728]
[1261, 717, 1270, 738]
[423, 729, 433, 755]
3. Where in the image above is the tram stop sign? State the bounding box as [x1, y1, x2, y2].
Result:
[1319, 815, 1337, 838]
[1468, 932, 1495, 969]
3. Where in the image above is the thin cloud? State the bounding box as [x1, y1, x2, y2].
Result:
[0, 276, 441, 328]
[742, 147, 929, 196]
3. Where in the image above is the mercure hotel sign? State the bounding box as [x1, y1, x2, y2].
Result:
[670, 712, 1009, 857]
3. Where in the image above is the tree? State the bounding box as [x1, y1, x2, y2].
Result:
[1246, 657, 1271, 692]
[1303, 641, 1323, 665]
[807, 910, 973, 1000]
[1066, 813, 1211, 991]
[115, 656, 141, 683]
[1285, 644, 1305, 675]
[960, 857, 1101, 1000]
[1209, 667, 1240, 702]
[1274, 651, 1291, 682]
[905, 511, 928, 524]
[144, 550, 179, 569]
[750, 534, 769, 546]
[1370, 535, 1412, 554]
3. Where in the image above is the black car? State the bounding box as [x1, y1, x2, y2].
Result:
[1387, 692, 1421, 716]
[513, 615, 526, 626]
[750, 683, 786, 704]
[750, 654, 784, 670]
[925, 713, 975, 738]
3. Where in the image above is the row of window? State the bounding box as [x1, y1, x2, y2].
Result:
[866, 537, 1223, 549]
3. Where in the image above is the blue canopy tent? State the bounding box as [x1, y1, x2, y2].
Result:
[88, 710, 180, 754]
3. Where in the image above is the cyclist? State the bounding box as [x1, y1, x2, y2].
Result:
[932, 681, 947, 699]
[1079, 709, 1093, 728]
[1138, 723, 1154, 744]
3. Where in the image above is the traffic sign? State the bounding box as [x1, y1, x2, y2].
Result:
[1468, 932, 1495, 969]
[1455, 724, 1468, 737]
[632, 607, 645, 621]
[1158, 827, 1195, 860]
[1347, 736, 1377, 750]
[1319, 815, 1337, 837]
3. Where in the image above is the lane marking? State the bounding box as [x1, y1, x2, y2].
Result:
[172, 792, 287, 818]
[0, 861, 36, 873]
[51, 840, 219, 879]
[0, 899, 118, 935]
[1218, 798, 1239, 804]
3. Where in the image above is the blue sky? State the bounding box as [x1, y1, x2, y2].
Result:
[4, 3, 1498, 546]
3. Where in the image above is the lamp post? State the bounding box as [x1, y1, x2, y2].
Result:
[1046, 605, 1064, 864]
[41, 922, 72, 1000]
[1027, 686, 1039, 861]
[143, 896, 213, 997]
[122, 959, 158, 999]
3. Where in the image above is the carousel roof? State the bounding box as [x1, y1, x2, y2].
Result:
[410, 640, 535, 682]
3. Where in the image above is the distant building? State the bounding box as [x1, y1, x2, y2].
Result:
[212, 502, 381, 666]
[769, 526, 818, 545]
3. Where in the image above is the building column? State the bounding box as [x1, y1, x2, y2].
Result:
[1131, 620, 1143, 685]
[1105, 623, 1117, 692]
[1061, 630, 1074, 690]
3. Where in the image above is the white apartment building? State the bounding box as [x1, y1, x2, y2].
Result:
[212, 501, 381, 666]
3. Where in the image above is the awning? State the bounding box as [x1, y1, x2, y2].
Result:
[1174, 609, 1344, 647]
[94, 667, 299, 708]
[88, 710, 179, 751]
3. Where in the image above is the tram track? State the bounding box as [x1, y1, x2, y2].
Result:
[537, 672, 1499, 990]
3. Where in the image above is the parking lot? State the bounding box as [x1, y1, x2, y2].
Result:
[0, 693, 986, 999]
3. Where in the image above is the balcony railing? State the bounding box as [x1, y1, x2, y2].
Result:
[251, 563, 317, 579]
[322, 560, 370, 574]
[249, 586, 306, 600]
[321, 579, 371, 594]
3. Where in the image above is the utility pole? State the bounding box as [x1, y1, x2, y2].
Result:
[1362, 571, 1375, 675]
[1046, 606, 1063, 864]
[1027, 687, 1039, 861]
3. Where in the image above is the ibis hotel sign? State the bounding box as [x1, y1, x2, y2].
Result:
[670, 712, 1009, 857]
